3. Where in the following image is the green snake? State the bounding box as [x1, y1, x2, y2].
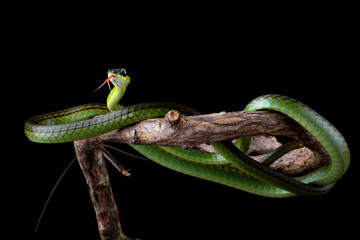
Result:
[25, 68, 350, 197]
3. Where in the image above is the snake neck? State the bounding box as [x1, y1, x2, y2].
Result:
[107, 86, 126, 112]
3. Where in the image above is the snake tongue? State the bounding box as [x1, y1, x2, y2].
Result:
[93, 75, 114, 93]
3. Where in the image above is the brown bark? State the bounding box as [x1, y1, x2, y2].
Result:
[98, 110, 323, 151]
[74, 138, 139, 240]
[74, 110, 330, 239]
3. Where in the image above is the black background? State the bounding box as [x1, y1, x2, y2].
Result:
[8, 9, 358, 240]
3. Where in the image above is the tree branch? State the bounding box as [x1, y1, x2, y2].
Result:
[74, 110, 330, 239]
[98, 110, 322, 149]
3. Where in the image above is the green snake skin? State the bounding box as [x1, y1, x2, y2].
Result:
[24, 69, 350, 197]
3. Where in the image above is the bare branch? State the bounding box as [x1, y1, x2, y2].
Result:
[74, 139, 138, 240]
[98, 110, 322, 150]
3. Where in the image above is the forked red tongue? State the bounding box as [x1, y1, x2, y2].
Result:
[93, 75, 115, 93]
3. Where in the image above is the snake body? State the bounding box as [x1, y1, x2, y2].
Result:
[25, 68, 350, 197]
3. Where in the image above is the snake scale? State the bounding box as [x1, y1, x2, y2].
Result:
[25, 68, 350, 197]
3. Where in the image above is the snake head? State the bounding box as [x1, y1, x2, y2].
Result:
[107, 68, 131, 88]
[93, 68, 131, 93]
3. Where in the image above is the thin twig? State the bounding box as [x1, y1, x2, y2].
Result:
[100, 148, 131, 177]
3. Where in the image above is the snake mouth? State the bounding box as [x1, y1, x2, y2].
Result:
[91, 67, 131, 96]
[107, 68, 130, 88]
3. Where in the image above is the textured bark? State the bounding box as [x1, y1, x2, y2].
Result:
[98, 110, 323, 151]
[74, 139, 138, 240]
[74, 110, 330, 239]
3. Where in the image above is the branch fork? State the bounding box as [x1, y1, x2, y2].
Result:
[74, 109, 329, 240]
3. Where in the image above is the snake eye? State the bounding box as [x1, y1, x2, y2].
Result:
[108, 68, 127, 77]
[120, 68, 127, 77]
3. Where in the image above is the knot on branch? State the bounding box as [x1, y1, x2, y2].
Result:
[165, 110, 181, 126]
[162, 110, 181, 135]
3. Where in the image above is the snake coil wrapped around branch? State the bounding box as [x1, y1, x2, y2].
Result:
[73, 107, 346, 240]
[25, 69, 350, 240]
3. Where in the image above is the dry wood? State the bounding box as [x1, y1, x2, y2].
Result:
[98, 110, 323, 150]
[74, 110, 330, 240]
[74, 139, 139, 240]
